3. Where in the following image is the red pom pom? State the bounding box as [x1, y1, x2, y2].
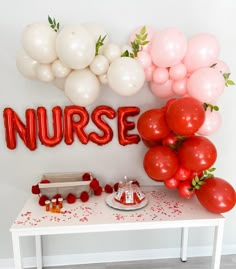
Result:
[82, 173, 91, 181]
[40, 179, 50, 184]
[80, 191, 89, 202]
[90, 178, 100, 191]
[32, 184, 40, 195]
[132, 180, 140, 187]
[94, 186, 103, 196]
[104, 184, 113, 193]
[53, 194, 62, 203]
[38, 195, 49, 206]
[66, 193, 77, 204]
[113, 182, 119, 192]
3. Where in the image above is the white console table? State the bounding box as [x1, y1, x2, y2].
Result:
[10, 186, 225, 269]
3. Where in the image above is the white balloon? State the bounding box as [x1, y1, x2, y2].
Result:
[21, 22, 57, 64]
[54, 77, 67, 90]
[35, 64, 55, 82]
[107, 57, 145, 96]
[89, 55, 109, 75]
[52, 59, 71, 78]
[102, 43, 121, 63]
[99, 73, 108, 84]
[16, 48, 38, 79]
[56, 25, 95, 70]
[65, 69, 100, 106]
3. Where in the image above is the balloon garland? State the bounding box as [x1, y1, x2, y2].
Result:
[15, 16, 236, 213]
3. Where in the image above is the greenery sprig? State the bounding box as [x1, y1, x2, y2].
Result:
[121, 26, 149, 58]
[191, 167, 216, 190]
[223, 73, 235, 87]
[203, 103, 219, 112]
[95, 35, 107, 56]
[48, 15, 60, 32]
[210, 63, 235, 87]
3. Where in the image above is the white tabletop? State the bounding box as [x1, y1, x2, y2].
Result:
[10, 186, 224, 235]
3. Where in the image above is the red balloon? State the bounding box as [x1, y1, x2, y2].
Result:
[165, 97, 205, 135]
[164, 98, 178, 110]
[25, 109, 37, 151]
[142, 138, 162, 148]
[178, 135, 217, 171]
[137, 109, 170, 141]
[89, 105, 116, 145]
[164, 177, 179, 189]
[162, 132, 178, 148]
[196, 177, 236, 213]
[173, 165, 192, 181]
[3, 107, 37, 150]
[178, 181, 195, 199]
[64, 106, 89, 145]
[37, 106, 63, 147]
[143, 146, 179, 181]
[117, 107, 140, 146]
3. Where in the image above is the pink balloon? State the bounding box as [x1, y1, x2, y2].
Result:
[152, 67, 169, 84]
[212, 59, 230, 74]
[169, 63, 187, 80]
[129, 26, 155, 52]
[136, 51, 152, 69]
[197, 110, 222, 136]
[150, 80, 174, 98]
[145, 64, 156, 81]
[183, 33, 220, 73]
[172, 78, 187, 96]
[187, 67, 225, 103]
[150, 28, 187, 67]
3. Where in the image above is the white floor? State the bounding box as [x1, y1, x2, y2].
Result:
[42, 255, 236, 269]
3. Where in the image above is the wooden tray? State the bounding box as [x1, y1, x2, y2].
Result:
[38, 172, 92, 199]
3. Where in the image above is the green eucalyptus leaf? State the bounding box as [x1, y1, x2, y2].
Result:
[141, 33, 148, 41]
[142, 40, 149, 46]
[223, 73, 230, 79]
[198, 181, 206, 186]
[203, 103, 208, 110]
[135, 34, 141, 40]
[121, 50, 129, 57]
[227, 80, 235, 85]
[48, 15, 53, 24]
[208, 167, 216, 172]
[101, 35, 107, 42]
[140, 26, 146, 35]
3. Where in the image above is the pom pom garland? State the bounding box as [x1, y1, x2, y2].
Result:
[32, 172, 140, 205]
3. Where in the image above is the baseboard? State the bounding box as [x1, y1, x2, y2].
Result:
[1, 245, 236, 268]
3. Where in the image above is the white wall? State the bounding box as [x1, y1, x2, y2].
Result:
[0, 0, 236, 264]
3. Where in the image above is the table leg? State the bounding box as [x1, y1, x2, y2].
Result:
[211, 220, 224, 269]
[180, 227, 189, 262]
[12, 233, 23, 269]
[35, 235, 43, 269]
